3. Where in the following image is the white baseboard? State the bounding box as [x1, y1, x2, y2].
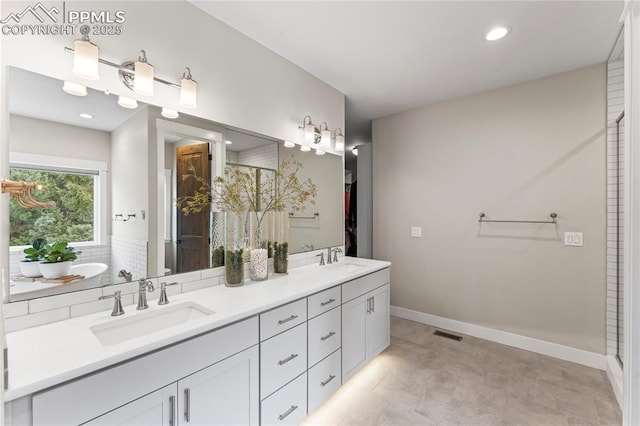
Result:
[391, 306, 606, 370]
[605, 355, 623, 409]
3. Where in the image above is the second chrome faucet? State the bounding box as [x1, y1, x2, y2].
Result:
[137, 278, 155, 310]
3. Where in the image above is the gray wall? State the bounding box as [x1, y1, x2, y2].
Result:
[373, 64, 607, 353]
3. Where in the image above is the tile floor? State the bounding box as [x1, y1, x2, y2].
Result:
[303, 316, 622, 426]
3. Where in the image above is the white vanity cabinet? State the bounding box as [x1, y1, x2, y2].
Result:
[27, 317, 259, 426]
[341, 269, 391, 382]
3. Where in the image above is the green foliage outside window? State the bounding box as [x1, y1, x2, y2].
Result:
[9, 168, 95, 246]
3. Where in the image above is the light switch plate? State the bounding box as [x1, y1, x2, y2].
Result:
[411, 227, 422, 238]
[564, 232, 583, 247]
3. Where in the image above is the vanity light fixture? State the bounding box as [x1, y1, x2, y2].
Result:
[180, 68, 198, 108]
[334, 128, 345, 152]
[298, 115, 345, 152]
[1, 179, 56, 209]
[117, 95, 138, 109]
[62, 81, 87, 97]
[283, 140, 296, 148]
[79, 113, 94, 119]
[72, 34, 99, 80]
[161, 108, 179, 119]
[319, 122, 331, 149]
[134, 50, 154, 96]
[64, 44, 197, 107]
[485, 26, 511, 41]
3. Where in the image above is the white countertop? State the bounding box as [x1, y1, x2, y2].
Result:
[4, 258, 390, 402]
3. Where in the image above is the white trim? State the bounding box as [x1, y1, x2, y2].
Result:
[624, 3, 640, 424]
[606, 355, 624, 409]
[391, 306, 606, 370]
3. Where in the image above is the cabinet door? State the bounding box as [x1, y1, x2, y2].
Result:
[341, 293, 368, 381]
[367, 284, 390, 358]
[83, 384, 177, 426]
[177, 346, 259, 426]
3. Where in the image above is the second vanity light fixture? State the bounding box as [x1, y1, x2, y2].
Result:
[291, 115, 345, 154]
[66, 32, 198, 109]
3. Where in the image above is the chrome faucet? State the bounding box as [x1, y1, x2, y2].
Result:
[326, 247, 333, 264]
[99, 290, 125, 316]
[158, 282, 179, 305]
[317, 252, 325, 266]
[331, 247, 343, 263]
[137, 278, 155, 310]
[118, 269, 133, 282]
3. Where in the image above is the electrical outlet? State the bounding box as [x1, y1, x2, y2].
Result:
[411, 227, 422, 238]
[564, 232, 583, 247]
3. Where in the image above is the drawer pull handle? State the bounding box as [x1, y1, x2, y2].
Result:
[320, 298, 336, 306]
[321, 374, 336, 387]
[278, 405, 299, 421]
[278, 315, 298, 325]
[169, 396, 175, 426]
[320, 331, 336, 341]
[278, 353, 299, 365]
[184, 388, 191, 422]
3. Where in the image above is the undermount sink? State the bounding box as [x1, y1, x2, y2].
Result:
[90, 302, 214, 346]
[324, 260, 366, 273]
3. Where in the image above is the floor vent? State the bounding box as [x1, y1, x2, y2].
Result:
[433, 330, 463, 341]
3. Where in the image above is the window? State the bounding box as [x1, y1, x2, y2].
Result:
[9, 153, 107, 247]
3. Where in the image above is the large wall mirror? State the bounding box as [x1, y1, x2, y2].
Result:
[6, 66, 344, 302]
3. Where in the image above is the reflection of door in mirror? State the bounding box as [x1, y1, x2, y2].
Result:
[176, 143, 211, 273]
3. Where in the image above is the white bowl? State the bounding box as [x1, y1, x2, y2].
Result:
[39, 261, 72, 279]
[18, 261, 42, 278]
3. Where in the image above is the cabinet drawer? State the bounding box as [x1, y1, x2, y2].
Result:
[342, 268, 390, 303]
[308, 286, 341, 319]
[261, 323, 307, 398]
[261, 373, 307, 426]
[308, 349, 341, 414]
[308, 307, 341, 368]
[260, 298, 307, 341]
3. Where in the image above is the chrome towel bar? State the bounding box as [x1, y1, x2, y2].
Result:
[478, 212, 557, 224]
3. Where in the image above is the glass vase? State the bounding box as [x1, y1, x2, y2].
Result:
[224, 212, 246, 287]
[273, 211, 290, 274]
[248, 211, 271, 281]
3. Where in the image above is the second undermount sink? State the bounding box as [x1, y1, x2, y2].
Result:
[324, 259, 367, 273]
[90, 301, 214, 346]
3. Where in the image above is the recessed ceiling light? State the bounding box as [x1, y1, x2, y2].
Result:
[283, 140, 295, 148]
[315, 149, 326, 156]
[485, 26, 511, 41]
[225, 140, 233, 145]
[117, 96, 138, 109]
[79, 113, 93, 119]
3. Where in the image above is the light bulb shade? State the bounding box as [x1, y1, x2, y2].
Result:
[72, 39, 99, 80]
[283, 140, 296, 148]
[320, 129, 331, 149]
[315, 149, 326, 156]
[300, 145, 311, 152]
[118, 96, 138, 109]
[161, 108, 179, 119]
[305, 123, 316, 144]
[62, 81, 87, 96]
[335, 134, 345, 152]
[180, 77, 197, 108]
[134, 60, 154, 96]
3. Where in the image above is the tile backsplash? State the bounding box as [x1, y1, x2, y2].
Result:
[3, 247, 345, 333]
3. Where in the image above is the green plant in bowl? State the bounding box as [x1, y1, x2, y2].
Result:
[23, 238, 48, 262]
[42, 241, 81, 263]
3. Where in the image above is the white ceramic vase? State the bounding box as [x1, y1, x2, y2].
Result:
[39, 261, 72, 279]
[18, 261, 42, 278]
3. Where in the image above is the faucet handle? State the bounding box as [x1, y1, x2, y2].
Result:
[99, 290, 125, 316]
[317, 252, 325, 266]
[158, 282, 179, 305]
[332, 248, 343, 263]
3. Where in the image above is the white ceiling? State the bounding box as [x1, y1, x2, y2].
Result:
[192, 0, 624, 150]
